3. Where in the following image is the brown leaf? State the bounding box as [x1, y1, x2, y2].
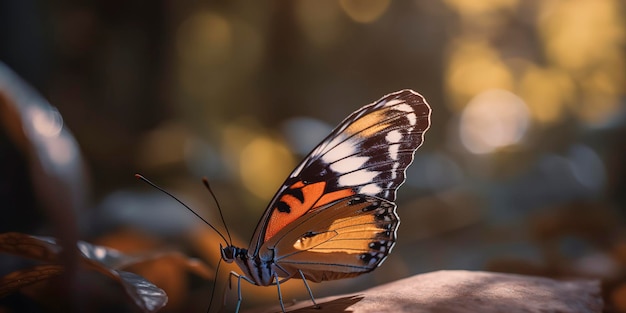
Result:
[0, 232, 216, 312]
[0, 265, 64, 298]
[121, 251, 214, 280]
[0, 232, 60, 262]
[0, 232, 169, 313]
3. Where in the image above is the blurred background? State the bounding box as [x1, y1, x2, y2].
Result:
[0, 0, 625, 312]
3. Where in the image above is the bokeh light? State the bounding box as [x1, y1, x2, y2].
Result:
[537, 0, 625, 125]
[27, 106, 78, 167]
[176, 12, 232, 67]
[445, 40, 514, 110]
[296, 0, 342, 48]
[568, 144, 605, 192]
[281, 117, 332, 156]
[221, 119, 297, 200]
[442, 0, 518, 16]
[519, 65, 573, 125]
[459, 89, 530, 154]
[239, 136, 295, 199]
[538, 0, 624, 72]
[339, 0, 391, 23]
[44, 134, 78, 167]
[29, 106, 63, 138]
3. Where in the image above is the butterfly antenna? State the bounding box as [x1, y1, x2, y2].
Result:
[206, 257, 223, 313]
[134, 174, 230, 246]
[202, 178, 233, 245]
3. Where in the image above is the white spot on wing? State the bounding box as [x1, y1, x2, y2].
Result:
[359, 183, 383, 195]
[386, 131, 403, 160]
[311, 133, 346, 159]
[386, 130, 402, 143]
[330, 156, 369, 173]
[405, 112, 417, 127]
[383, 99, 401, 107]
[389, 144, 400, 160]
[338, 169, 378, 187]
[390, 103, 417, 127]
[390, 162, 399, 179]
[322, 140, 357, 164]
[394, 103, 413, 113]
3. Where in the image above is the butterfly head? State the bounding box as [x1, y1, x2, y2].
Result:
[220, 244, 247, 263]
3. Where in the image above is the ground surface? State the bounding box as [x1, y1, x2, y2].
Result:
[250, 270, 603, 313]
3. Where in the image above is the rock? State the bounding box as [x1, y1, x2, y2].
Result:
[251, 270, 603, 313]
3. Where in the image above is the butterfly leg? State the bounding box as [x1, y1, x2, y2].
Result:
[274, 274, 287, 313]
[298, 269, 320, 309]
[227, 271, 256, 313]
[224, 271, 243, 313]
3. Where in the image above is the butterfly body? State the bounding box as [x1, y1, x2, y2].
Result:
[220, 89, 431, 312]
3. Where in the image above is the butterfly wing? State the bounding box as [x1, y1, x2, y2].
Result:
[249, 89, 431, 256]
[267, 195, 398, 282]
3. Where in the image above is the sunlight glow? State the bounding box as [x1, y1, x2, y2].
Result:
[519, 65, 574, 125]
[45, 135, 78, 166]
[442, 0, 518, 16]
[538, 0, 624, 71]
[296, 0, 342, 47]
[445, 40, 514, 110]
[29, 106, 63, 138]
[176, 11, 232, 66]
[26, 106, 78, 167]
[459, 89, 530, 154]
[339, 0, 391, 23]
[239, 136, 295, 199]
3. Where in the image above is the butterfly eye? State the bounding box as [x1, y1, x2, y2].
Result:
[221, 246, 236, 263]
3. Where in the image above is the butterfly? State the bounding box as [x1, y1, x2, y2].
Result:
[215, 89, 432, 312]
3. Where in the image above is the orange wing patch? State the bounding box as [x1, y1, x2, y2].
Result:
[264, 181, 355, 242]
[345, 110, 390, 138]
[313, 188, 354, 209]
[264, 181, 324, 242]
